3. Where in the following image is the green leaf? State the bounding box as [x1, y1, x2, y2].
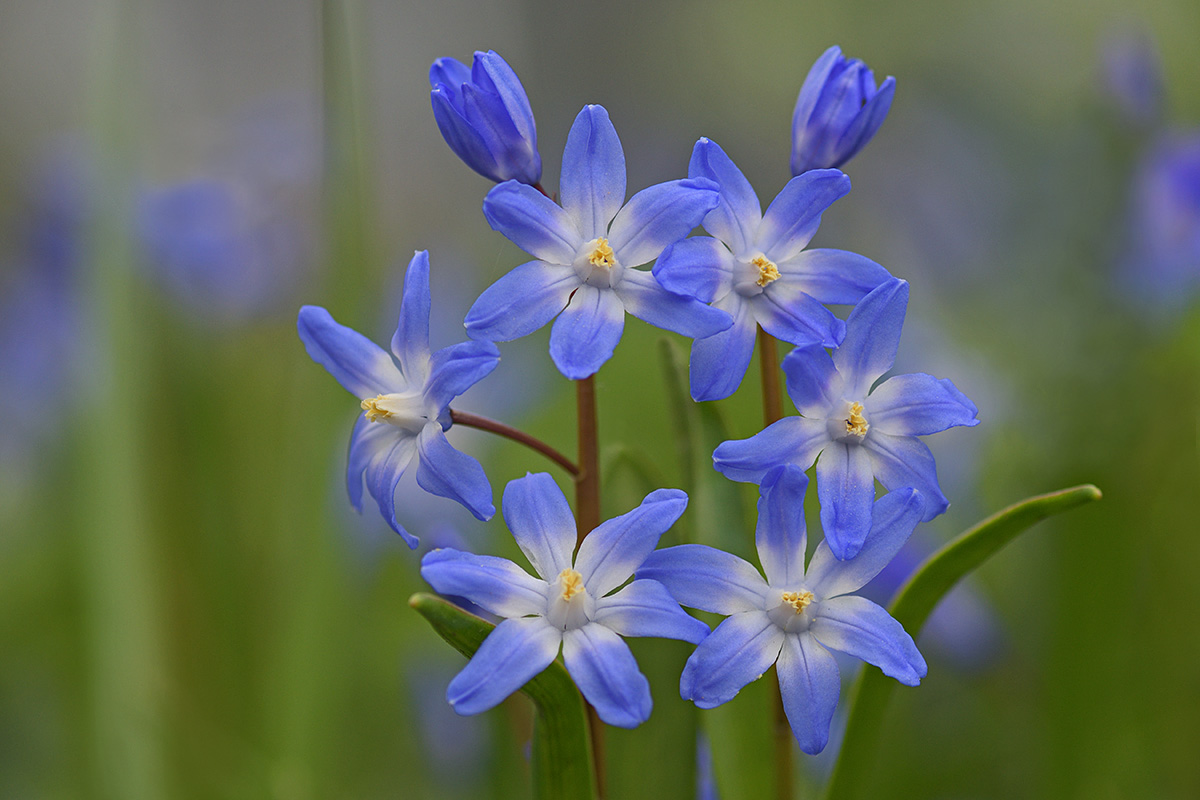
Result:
[409, 593, 597, 800]
[824, 484, 1103, 800]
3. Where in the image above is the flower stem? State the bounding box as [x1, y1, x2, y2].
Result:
[574, 375, 605, 797]
[449, 409, 580, 476]
[759, 325, 784, 426]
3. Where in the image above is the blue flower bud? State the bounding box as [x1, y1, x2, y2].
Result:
[790, 46, 895, 176]
[429, 50, 542, 185]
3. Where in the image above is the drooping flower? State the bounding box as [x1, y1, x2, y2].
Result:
[791, 46, 896, 176]
[464, 104, 732, 380]
[420, 472, 708, 728]
[713, 278, 978, 559]
[638, 465, 927, 754]
[654, 138, 891, 400]
[298, 250, 500, 547]
[430, 50, 542, 186]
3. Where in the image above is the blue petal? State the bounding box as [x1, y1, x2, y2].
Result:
[680, 611, 784, 708]
[791, 46, 843, 144]
[461, 82, 519, 157]
[815, 442, 875, 560]
[862, 431, 948, 521]
[593, 579, 710, 643]
[689, 137, 762, 257]
[464, 260, 578, 342]
[776, 633, 841, 754]
[774, 248, 892, 306]
[559, 105, 626, 239]
[501, 472, 577, 581]
[415, 424, 495, 521]
[563, 624, 651, 729]
[607, 178, 720, 267]
[429, 57, 471, 95]
[548, 285, 625, 380]
[688, 293, 756, 402]
[805, 488, 923, 597]
[752, 284, 844, 348]
[865, 373, 979, 436]
[446, 617, 562, 715]
[346, 412, 397, 513]
[483, 181, 581, 264]
[423, 339, 501, 412]
[809, 595, 926, 685]
[391, 251, 432, 381]
[832, 76, 895, 167]
[431, 87, 502, 181]
[833, 278, 908, 398]
[638, 544, 768, 615]
[421, 548, 548, 618]
[781, 344, 845, 417]
[475, 50, 537, 145]
[614, 269, 732, 339]
[713, 416, 829, 483]
[576, 488, 688, 597]
[365, 432, 420, 548]
[653, 236, 734, 304]
[297, 305, 405, 398]
[755, 170, 851, 263]
[755, 465, 810, 587]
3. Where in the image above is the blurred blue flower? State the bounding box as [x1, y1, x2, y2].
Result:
[465, 104, 730, 379]
[298, 251, 500, 547]
[639, 466, 926, 754]
[654, 137, 891, 400]
[791, 46, 895, 175]
[430, 50, 542, 185]
[420, 472, 707, 728]
[713, 279, 979, 559]
[1100, 29, 1163, 126]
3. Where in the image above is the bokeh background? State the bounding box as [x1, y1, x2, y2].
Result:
[2, 0, 1198, 798]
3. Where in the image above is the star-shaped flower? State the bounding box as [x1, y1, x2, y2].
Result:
[298, 250, 500, 547]
[713, 278, 979, 559]
[638, 465, 927, 754]
[653, 137, 892, 400]
[420, 472, 709, 728]
[464, 104, 732, 379]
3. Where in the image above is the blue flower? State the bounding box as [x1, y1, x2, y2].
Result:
[430, 50, 542, 185]
[713, 279, 978, 559]
[420, 472, 708, 728]
[464, 104, 732, 379]
[638, 466, 927, 754]
[298, 250, 500, 547]
[791, 46, 895, 176]
[654, 138, 891, 400]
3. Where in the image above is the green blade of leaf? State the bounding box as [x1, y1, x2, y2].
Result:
[824, 484, 1103, 800]
[409, 593, 597, 800]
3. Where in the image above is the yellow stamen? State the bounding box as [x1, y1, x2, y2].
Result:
[753, 255, 780, 287]
[845, 402, 869, 436]
[559, 569, 585, 601]
[781, 590, 815, 614]
[361, 395, 391, 423]
[588, 238, 617, 269]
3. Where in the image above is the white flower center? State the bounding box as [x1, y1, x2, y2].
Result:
[574, 237, 624, 289]
[733, 252, 781, 297]
[545, 568, 594, 631]
[767, 588, 817, 633]
[828, 399, 870, 443]
[360, 390, 430, 433]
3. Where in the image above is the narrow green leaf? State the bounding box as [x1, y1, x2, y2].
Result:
[824, 484, 1103, 800]
[409, 593, 596, 800]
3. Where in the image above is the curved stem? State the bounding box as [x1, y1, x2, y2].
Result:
[759, 325, 784, 426]
[449, 409, 579, 476]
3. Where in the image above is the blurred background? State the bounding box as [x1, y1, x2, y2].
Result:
[1, 0, 1198, 797]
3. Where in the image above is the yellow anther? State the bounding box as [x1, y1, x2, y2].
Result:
[588, 238, 617, 269]
[753, 255, 780, 287]
[781, 590, 815, 614]
[845, 402, 869, 436]
[559, 569, 585, 601]
[361, 395, 392, 423]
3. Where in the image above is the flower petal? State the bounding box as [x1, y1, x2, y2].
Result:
[548, 284, 625, 379]
[559, 105, 626, 240]
[755, 170, 851, 263]
[809, 595, 926, 685]
[805, 488, 923, 597]
[346, 411, 396, 513]
[689, 137, 762, 257]
[688, 293, 756, 402]
[421, 547, 548, 618]
[415, 423, 495, 521]
[832, 277, 908, 398]
[862, 431, 949, 521]
[815, 442, 875, 560]
[637, 544, 769, 615]
[614, 269, 732, 339]
[501, 472, 577, 580]
[776, 633, 840, 755]
[865, 373, 979, 436]
[791, 46, 844, 142]
[423, 339, 501, 411]
[464, 260, 578, 342]
[775, 248, 892, 306]
[390, 251, 432, 381]
[482, 180, 581, 264]
[653, 236, 735, 304]
[431, 87, 501, 181]
[752, 283, 844, 348]
[782, 344, 845, 418]
[576, 488, 688, 597]
[474, 50, 538, 149]
[446, 617, 562, 715]
[563, 624, 651, 729]
[298, 305, 405, 399]
[680, 611, 784, 708]
[594, 579, 710, 644]
[429, 56, 471, 93]
[832, 76, 895, 167]
[607, 178, 719, 267]
[713, 416, 829, 484]
[365, 432, 419, 547]
[755, 465, 810, 587]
